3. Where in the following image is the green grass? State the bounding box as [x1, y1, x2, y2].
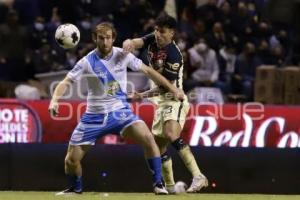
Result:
[0, 192, 300, 200]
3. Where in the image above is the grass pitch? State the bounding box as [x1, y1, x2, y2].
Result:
[0, 192, 300, 200]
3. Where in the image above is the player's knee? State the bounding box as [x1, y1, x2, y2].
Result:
[164, 130, 177, 141]
[144, 133, 156, 147]
[171, 137, 187, 151]
[65, 156, 79, 167]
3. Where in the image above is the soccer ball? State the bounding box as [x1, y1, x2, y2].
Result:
[55, 23, 80, 49]
[174, 181, 187, 193]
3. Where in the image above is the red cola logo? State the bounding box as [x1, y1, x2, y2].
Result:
[0, 100, 42, 143]
[189, 114, 300, 148]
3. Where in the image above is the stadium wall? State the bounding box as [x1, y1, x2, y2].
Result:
[0, 144, 300, 194]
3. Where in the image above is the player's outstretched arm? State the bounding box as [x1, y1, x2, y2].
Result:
[48, 76, 73, 116]
[128, 87, 161, 101]
[140, 64, 184, 101]
[122, 38, 144, 53]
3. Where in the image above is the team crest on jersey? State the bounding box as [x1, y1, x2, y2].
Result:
[149, 48, 167, 70]
[107, 81, 120, 95]
[119, 112, 127, 120]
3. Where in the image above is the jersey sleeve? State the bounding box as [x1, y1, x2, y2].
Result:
[67, 58, 87, 82]
[162, 47, 183, 81]
[127, 52, 143, 71]
[142, 33, 155, 47]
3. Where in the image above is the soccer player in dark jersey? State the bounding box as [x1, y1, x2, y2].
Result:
[123, 14, 208, 193]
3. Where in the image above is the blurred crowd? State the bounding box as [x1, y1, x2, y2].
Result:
[0, 0, 299, 101]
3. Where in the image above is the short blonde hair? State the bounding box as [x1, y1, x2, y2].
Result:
[92, 22, 117, 40]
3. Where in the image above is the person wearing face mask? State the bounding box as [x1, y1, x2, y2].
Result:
[30, 16, 48, 49]
[78, 13, 92, 44]
[184, 41, 227, 94]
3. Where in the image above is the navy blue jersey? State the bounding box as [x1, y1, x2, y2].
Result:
[142, 33, 184, 89]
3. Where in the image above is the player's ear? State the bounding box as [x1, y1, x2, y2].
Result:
[171, 29, 175, 37]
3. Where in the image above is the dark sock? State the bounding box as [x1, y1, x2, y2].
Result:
[67, 175, 82, 192]
[171, 138, 187, 151]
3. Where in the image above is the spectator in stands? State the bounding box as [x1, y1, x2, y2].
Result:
[196, 0, 222, 30]
[231, 2, 257, 49]
[234, 42, 262, 101]
[269, 45, 286, 67]
[0, 10, 29, 81]
[29, 16, 48, 50]
[184, 41, 226, 93]
[218, 42, 237, 94]
[31, 42, 61, 73]
[77, 13, 93, 44]
[257, 39, 272, 65]
[206, 21, 227, 52]
[219, 1, 234, 33]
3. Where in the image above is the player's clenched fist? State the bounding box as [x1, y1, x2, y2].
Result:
[122, 39, 134, 54]
[48, 101, 59, 117]
[174, 88, 185, 102]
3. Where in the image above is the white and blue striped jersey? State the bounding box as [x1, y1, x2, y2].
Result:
[67, 47, 142, 114]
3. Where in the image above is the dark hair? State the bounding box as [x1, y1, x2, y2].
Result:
[155, 14, 177, 29]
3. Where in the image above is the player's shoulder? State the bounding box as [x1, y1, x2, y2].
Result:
[166, 41, 182, 61]
[78, 50, 95, 64]
[113, 47, 128, 57]
[113, 46, 123, 53]
[113, 46, 136, 59]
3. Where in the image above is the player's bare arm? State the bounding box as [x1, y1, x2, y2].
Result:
[139, 82, 174, 97]
[48, 76, 73, 116]
[122, 38, 144, 53]
[128, 87, 161, 101]
[139, 64, 184, 101]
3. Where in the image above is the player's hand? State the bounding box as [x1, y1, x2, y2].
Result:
[128, 91, 143, 101]
[173, 88, 185, 102]
[127, 91, 143, 101]
[48, 101, 59, 117]
[122, 39, 134, 54]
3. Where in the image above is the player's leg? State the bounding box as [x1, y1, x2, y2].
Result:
[152, 103, 177, 193]
[155, 136, 176, 193]
[56, 144, 91, 195]
[159, 101, 208, 193]
[122, 121, 168, 194]
[163, 119, 208, 193]
[56, 112, 105, 195]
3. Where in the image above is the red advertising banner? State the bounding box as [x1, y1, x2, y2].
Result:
[184, 104, 300, 148]
[0, 99, 42, 143]
[1, 99, 300, 148]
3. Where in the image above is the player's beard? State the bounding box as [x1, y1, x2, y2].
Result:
[98, 45, 113, 57]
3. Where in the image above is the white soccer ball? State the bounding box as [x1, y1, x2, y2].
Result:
[174, 181, 187, 194]
[55, 23, 80, 49]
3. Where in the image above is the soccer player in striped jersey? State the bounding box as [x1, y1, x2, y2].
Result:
[123, 14, 208, 193]
[49, 22, 185, 195]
